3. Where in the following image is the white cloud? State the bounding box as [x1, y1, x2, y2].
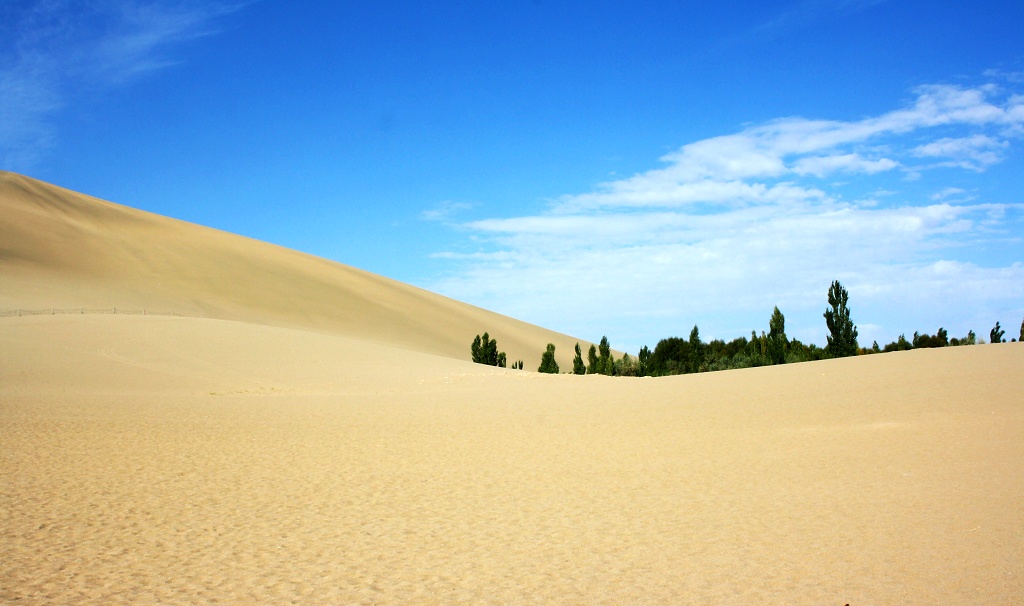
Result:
[792, 153, 899, 177]
[929, 187, 970, 202]
[983, 68, 1024, 84]
[548, 84, 1023, 216]
[552, 178, 831, 212]
[0, 1, 246, 170]
[430, 82, 1024, 350]
[421, 200, 473, 222]
[911, 134, 1008, 170]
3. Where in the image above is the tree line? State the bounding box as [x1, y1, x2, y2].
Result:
[471, 280, 1023, 375]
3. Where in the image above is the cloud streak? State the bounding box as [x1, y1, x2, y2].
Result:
[0, 1, 245, 170]
[430, 82, 1024, 350]
[745, 0, 891, 43]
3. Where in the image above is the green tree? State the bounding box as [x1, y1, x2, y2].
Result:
[951, 330, 977, 346]
[597, 336, 613, 375]
[688, 325, 704, 373]
[587, 344, 599, 374]
[1020, 317, 1024, 342]
[824, 280, 859, 358]
[911, 328, 949, 349]
[637, 345, 652, 376]
[748, 330, 768, 365]
[471, 334, 482, 363]
[651, 336, 691, 375]
[538, 343, 559, 374]
[767, 306, 789, 365]
[614, 353, 640, 376]
[882, 334, 912, 352]
[572, 343, 586, 375]
[488, 337, 500, 365]
[990, 322, 1005, 344]
[471, 332, 506, 366]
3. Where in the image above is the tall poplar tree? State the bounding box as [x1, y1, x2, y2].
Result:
[688, 325, 704, 373]
[597, 336, 613, 375]
[572, 343, 586, 375]
[767, 306, 789, 365]
[824, 280, 859, 358]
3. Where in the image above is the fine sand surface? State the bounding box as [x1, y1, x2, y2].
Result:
[2, 172, 1023, 604]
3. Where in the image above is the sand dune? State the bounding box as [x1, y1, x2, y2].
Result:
[0, 171, 582, 368]
[1, 172, 1022, 604]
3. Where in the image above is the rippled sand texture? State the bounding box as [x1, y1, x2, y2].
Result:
[2, 316, 1021, 604]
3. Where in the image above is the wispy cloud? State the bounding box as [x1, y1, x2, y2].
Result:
[983, 68, 1024, 85]
[421, 200, 473, 222]
[929, 187, 972, 202]
[911, 134, 1008, 171]
[0, 1, 246, 170]
[746, 0, 890, 42]
[429, 82, 1024, 350]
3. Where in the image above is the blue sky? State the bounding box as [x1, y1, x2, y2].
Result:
[3, 0, 1023, 351]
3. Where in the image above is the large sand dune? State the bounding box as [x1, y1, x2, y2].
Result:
[2, 172, 1022, 604]
[0, 171, 582, 368]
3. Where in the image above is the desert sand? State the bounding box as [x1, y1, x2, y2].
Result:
[2, 172, 1022, 604]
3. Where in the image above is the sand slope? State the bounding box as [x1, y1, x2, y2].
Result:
[2, 172, 1022, 603]
[0, 171, 583, 368]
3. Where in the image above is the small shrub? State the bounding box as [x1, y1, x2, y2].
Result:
[471, 332, 507, 366]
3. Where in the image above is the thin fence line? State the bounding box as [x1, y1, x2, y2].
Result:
[0, 307, 197, 318]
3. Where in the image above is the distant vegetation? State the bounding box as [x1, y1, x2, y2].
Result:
[470, 332, 522, 369]
[538, 344, 559, 374]
[471, 280, 1022, 375]
[471, 332, 507, 368]
[991, 322, 1005, 344]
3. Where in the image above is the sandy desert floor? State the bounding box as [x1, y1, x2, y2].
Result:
[2, 313, 1021, 605]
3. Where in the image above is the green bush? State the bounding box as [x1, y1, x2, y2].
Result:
[471, 332, 507, 367]
[538, 343, 559, 374]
